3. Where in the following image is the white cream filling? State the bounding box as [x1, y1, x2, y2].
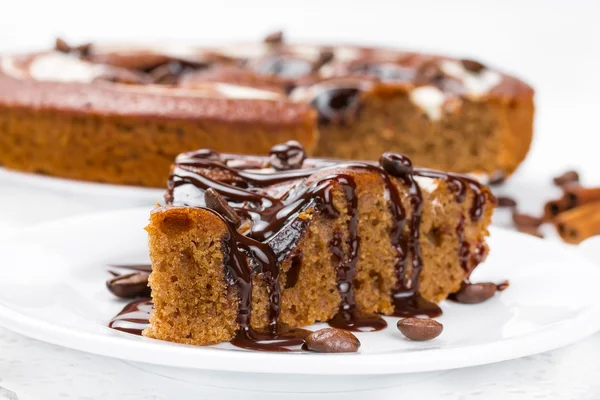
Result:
[29, 53, 110, 83]
[1, 52, 282, 100]
[333, 46, 361, 62]
[210, 82, 282, 100]
[117, 82, 282, 100]
[409, 85, 446, 120]
[413, 175, 439, 193]
[440, 60, 501, 97]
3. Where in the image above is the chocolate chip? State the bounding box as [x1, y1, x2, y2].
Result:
[106, 272, 150, 299]
[204, 188, 241, 226]
[311, 86, 362, 124]
[304, 328, 360, 353]
[497, 196, 517, 208]
[512, 211, 543, 228]
[380, 152, 413, 176]
[553, 170, 580, 187]
[452, 282, 497, 304]
[55, 37, 72, 53]
[397, 317, 443, 341]
[269, 140, 306, 170]
[264, 31, 284, 44]
[461, 59, 486, 73]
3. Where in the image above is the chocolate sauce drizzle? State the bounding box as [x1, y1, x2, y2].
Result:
[154, 142, 489, 348]
[108, 298, 152, 335]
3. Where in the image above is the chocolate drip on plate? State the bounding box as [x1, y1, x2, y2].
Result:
[108, 298, 152, 335]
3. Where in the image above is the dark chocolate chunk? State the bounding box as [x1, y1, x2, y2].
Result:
[305, 328, 360, 353]
[452, 282, 497, 304]
[311, 86, 362, 124]
[397, 317, 443, 341]
[269, 140, 306, 170]
[461, 59, 486, 73]
[204, 188, 241, 226]
[553, 170, 580, 187]
[106, 272, 150, 299]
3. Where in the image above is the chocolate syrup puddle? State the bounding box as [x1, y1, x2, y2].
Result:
[230, 327, 311, 352]
[391, 294, 442, 318]
[108, 298, 152, 335]
[328, 310, 388, 332]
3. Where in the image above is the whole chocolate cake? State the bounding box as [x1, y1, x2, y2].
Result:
[0, 33, 534, 187]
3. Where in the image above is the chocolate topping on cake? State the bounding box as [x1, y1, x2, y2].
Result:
[164, 142, 492, 344]
[269, 140, 306, 170]
[0, 37, 529, 123]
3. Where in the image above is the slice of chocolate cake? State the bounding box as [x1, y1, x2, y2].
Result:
[144, 141, 496, 347]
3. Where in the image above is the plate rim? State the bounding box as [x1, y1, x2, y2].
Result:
[0, 167, 163, 201]
[0, 208, 599, 375]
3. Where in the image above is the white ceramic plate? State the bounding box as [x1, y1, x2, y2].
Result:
[0, 208, 599, 377]
[0, 167, 163, 204]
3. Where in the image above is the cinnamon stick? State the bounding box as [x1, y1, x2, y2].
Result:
[553, 201, 600, 244]
[563, 186, 600, 208]
[544, 186, 600, 221]
[543, 197, 571, 221]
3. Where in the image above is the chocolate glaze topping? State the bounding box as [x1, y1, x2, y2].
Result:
[159, 141, 490, 347]
[108, 298, 152, 335]
[0, 34, 532, 128]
